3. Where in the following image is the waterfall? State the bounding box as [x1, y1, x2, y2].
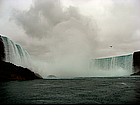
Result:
[90, 54, 133, 76]
[1, 36, 32, 69]
[1, 35, 138, 77]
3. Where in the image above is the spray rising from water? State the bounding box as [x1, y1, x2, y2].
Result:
[12, 0, 99, 78]
[11, 0, 137, 78]
[1, 34, 134, 78]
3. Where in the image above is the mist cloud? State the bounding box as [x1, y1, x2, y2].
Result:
[13, 0, 97, 39]
[12, 0, 98, 77]
[13, 0, 63, 38]
[1, 0, 140, 77]
[12, 0, 140, 57]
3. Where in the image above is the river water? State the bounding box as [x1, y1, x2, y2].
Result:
[0, 77, 140, 105]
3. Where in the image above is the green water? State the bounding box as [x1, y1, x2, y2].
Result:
[0, 77, 140, 105]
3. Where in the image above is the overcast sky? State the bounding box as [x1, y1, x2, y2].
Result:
[0, 0, 140, 59]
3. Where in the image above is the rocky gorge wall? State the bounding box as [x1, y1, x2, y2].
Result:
[133, 51, 140, 74]
[0, 35, 42, 81]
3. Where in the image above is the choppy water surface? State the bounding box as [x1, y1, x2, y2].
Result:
[0, 77, 140, 105]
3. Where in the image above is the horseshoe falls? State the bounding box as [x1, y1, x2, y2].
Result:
[90, 54, 133, 77]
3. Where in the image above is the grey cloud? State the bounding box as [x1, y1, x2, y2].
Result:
[96, 0, 140, 56]
[13, 0, 97, 39]
[0, 0, 3, 4]
[13, 0, 82, 38]
[70, 0, 92, 3]
[12, 0, 140, 55]
[0, 0, 4, 9]
[13, 0, 58, 38]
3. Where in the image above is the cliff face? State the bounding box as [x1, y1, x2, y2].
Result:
[133, 51, 140, 73]
[131, 71, 140, 76]
[0, 61, 42, 81]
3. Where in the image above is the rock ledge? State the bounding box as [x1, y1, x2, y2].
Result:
[0, 61, 42, 81]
